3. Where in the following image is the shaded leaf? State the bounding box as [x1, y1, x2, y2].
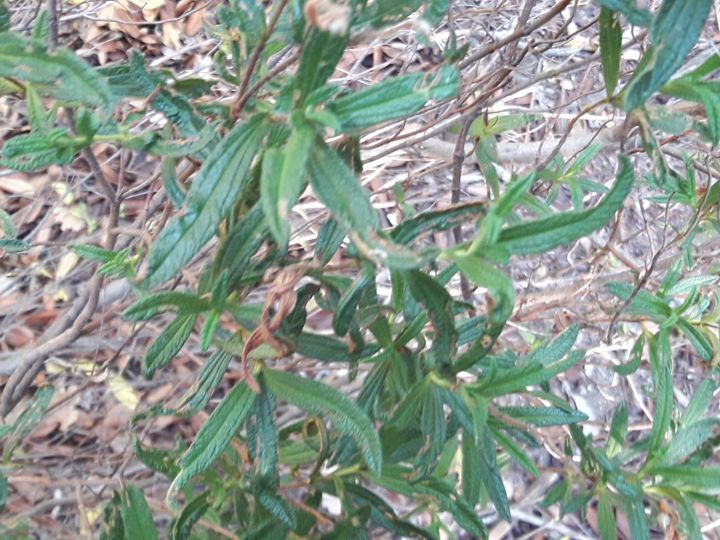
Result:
[263, 368, 382, 474]
[0, 32, 114, 107]
[307, 139, 379, 239]
[623, 0, 712, 111]
[143, 313, 196, 379]
[145, 115, 268, 287]
[120, 486, 157, 540]
[170, 382, 256, 495]
[497, 156, 634, 255]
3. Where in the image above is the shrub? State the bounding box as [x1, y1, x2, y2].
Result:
[1, 0, 720, 538]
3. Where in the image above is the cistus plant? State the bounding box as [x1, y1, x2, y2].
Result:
[1, 0, 720, 538]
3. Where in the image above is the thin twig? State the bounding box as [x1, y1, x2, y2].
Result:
[231, 0, 290, 118]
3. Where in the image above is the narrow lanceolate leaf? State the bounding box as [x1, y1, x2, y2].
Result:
[623, 0, 712, 111]
[497, 155, 634, 255]
[120, 486, 158, 540]
[0, 1, 9, 32]
[124, 291, 210, 321]
[170, 382, 256, 495]
[477, 430, 512, 522]
[3, 385, 54, 460]
[404, 270, 457, 367]
[261, 124, 314, 247]
[599, 8, 622, 97]
[263, 368, 382, 474]
[172, 491, 210, 540]
[0, 32, 114, 107]
[682, 378, 718, 426]
[676, 318, 713, 361]
[652, 465, 720, 490]
[145, 115, 268, 287]
[0, 238, 30, 253]
[648, 331, 673, 456]
[328, 65, 459, 133]
[451, 255, 515, 372]
[307, 140, 379, 240]
[597, 489, 616, 540]
[625, 497, 649, 540]
[497, 406, 588, 427]
[461, 432, 481, 505]
[657, 418, 718, 466]
[142, 313, 197, 379]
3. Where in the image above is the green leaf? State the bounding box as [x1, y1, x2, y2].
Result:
[404, 270, 457, 367]
[597, 488, 616, 540]
[622, 0, 712, 111]
[605, 282, 671, 320]
[178, 350, 233, 414]
[263, 368, 382, 474]
[608, 403, 628, 457]
[599, 8, 622, 97]
[1, 129, 77, 171]
[461, 432, 481, 505]
[256, 487, 297, 530]
[307, 140, 379, 239]
[70, 243, 117, 262]
[295, 29, 348, 103]
[133, 439, 180, 477]
[614, 334, 644, 375]
[477, 430, 511, 522]
[261, 123, 314, 247]
[124, 291, 210, 321]
[0, 470, 6, 513]
[0, 0, 9, 33]
[214, 202, 269, 289]
[652, 465, 720, 490]
[143, 313, 196, 379]
[668, 274, 719, 296]
[450, 255, 514, 372]
[524, 324, 580, 365]
[0, 32, 114, 107]
[327, 65, 459, 133]
[625, 496, 649, 540]
[199, 310, 220, 352]
[497, 406, 588, 427]
[661, 80, 720, 144]
[161, 157, 185, 209]
[3, 385, 54, 459]
[333, 270, 374, 337]
[25, 84, 50, 131]
[315, 217, 346, 264]
[677, 494, 703, 540]
[470, 349, 586, 397]
[170, 381, 256, 495]
[0, 208, 15, 237]
[390, 202, 485, 245]
[491, 426, 539, 477]
[171, 491, 210, 540]
[120, 486, 158, 540]
[648, 331, 673, 456]
[676, 318, 713, 361]
[293, 332, 361, 363]
[0, 238, 30, 252]
[682, 377, 717, 426]
[496, 156, 634, 255]
[253, 388, 278, 480]
[657, 418, 718, 466]
[145, 115, 268, 287]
